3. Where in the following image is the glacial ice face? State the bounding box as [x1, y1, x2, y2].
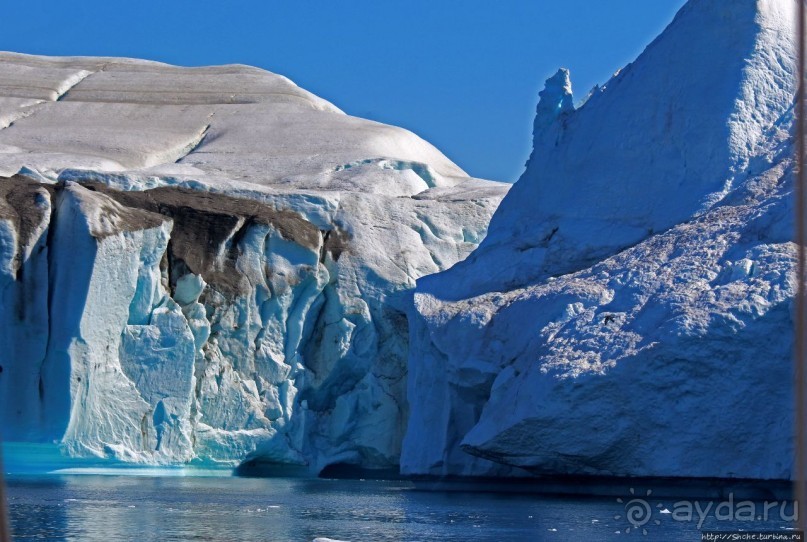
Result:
[402, 0, 798, 480]
[51, 184, 195, 462]
[0, 52, 508, 471]
[0, 177, 53, 440]
[0, 174, 505, 470]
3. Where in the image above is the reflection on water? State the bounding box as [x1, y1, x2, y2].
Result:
[5, 474, 797, 541]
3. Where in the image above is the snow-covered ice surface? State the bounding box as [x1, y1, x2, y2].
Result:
[402, 0, 798, 480]
[1, 0, 796, 483]
[0, 52, 508, 472]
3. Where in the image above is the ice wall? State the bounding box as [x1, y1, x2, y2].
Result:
[0, 50, 509, 472]
[0, 174, 506, 472]
[402, 0, 799, 480]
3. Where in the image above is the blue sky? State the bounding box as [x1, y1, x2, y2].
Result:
[1, 0, 686, 182]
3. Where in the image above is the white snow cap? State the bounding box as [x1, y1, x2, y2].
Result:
[0, 51, 468, 187]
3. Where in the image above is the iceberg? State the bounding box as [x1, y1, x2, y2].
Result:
[0, 52, 508, 473]
[402, 0, 798, 480]
[0, 0, 797, 483]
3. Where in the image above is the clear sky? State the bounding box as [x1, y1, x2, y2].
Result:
[1, 0, 686, 182]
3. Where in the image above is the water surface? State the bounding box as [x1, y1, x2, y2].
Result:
[6, 474, 798, 541]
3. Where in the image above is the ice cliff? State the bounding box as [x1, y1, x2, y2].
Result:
[403, 0, 799, 480]
[1, 0, 798, 483]
[0, 52, 508, 472]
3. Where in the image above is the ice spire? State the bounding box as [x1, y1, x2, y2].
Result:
[534, 68, 574, 127]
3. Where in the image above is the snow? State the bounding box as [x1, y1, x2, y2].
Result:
[0, 51, 508, 471]
[0, 52, 466, 186]
[402, 0, 799, 480]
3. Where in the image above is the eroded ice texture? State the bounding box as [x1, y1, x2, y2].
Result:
[402, 0, 798, 480]
[0, 52, 508, 472]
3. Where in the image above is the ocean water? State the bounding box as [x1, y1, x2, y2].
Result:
[4, 473, 799, 541]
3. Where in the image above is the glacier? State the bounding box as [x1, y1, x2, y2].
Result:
[0, 0, 800, 484]
[0, 52, 508, 473]
[402, 0, 799, 480]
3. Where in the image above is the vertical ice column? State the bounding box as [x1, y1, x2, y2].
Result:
[42, 182, 193, 461]
[0, 178, 53, 441]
